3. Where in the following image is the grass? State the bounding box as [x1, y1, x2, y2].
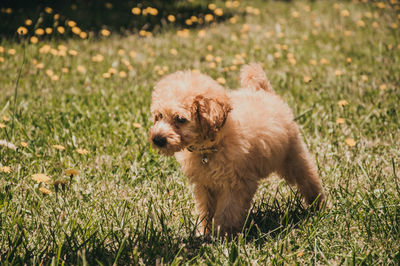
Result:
[0, 0, 399, 264]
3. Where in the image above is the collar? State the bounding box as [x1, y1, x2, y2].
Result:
[186, 144, 219, 164]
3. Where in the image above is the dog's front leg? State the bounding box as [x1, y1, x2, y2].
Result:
[193, 184, 216, 235]
[213, 182, 257, 235]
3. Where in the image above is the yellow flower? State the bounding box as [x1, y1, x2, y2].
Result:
[0, 46, 4, 53]
[32, 173, 51, 184]
[44, 7, 53, 14]
[345, 138, 356, 147]
[68, 49, 78, 56]
[346, 57, 352, 64]
[338, 100, 348, 106]
[372, 22, 379, 28]
[214, 8, 223, 16]
[379, 84, 387, 91]
[72, 26, 81, 35]
[208, 62, 216, 68]
[131, 7, 141, 15]
[0, 123, 6, 128]
[336, 118, 345, 124]
[76, 148, 89, 155]
[108, 68, 117, 75]
[205, 54, 214, 61]
[204, 14, 214, 22]
[45, 69, 54, 77]
[25, 19, 32, 26]
[45, 27, 53, 34]
[208, 3, 216, 10]
[340, 10, 350, 17]
[51, 75, 59, 81]
[77, 65, 86, 73]
[2, 115, 10, 122]
[334, 69, 342, 76]
[198, 29, 206, 37]
[101, 29, 110, 37]
[303, 76, 312, 83]
[185, 19, 193, 26]
[344, 31, 352, 36]
[216, 77, 226, 84]
[105, 2, 113, 9]
[320, 58, 329, 65]
[67, 20, 77, 27]
[39, 187, 52, 195]
[35, 28, 45, 35]
[8, 49, 16, 55]
[291, 11, 299, 18]
[168, 15, 176, 22]
[65, 169, 80, 176]
[215, 56, 222, 63]
[62, 67, 69, 73]
[54, 14, 60, 20]
[79, 32, 87, 39]
[53, 144, 65, 150]
[92, 54, 104, 62]
[361, 75, 368, 82]
[119, 71, 127, 78]
[36, 63, 44, 69]
[309, 59, 317, 65]
[357, 20, 365, 27]
[229, 16, 238, 24]
[103, 72, 111, 78]
[169, 48, 178, 55]
[0, 57, 4, 63]
[376, 2, 385, 8]
[17, 26, 28, 35]
[57, 26, 65, 34]
[30, 36, 38, 44]
[21, 141, 28, 147]
[0, 165, 11, 173]
[133, 122, 142, 128]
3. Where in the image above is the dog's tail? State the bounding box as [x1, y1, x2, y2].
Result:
[240, 63, 273, 92]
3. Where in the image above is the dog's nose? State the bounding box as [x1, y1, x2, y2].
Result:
[152, 135, 167, 147]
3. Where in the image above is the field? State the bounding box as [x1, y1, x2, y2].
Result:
[0, 0, 399, 264]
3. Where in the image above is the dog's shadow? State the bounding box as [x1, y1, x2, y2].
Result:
[241, 194, 311, 245]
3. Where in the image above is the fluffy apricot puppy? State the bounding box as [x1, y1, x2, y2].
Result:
[149, 63, 325, 235]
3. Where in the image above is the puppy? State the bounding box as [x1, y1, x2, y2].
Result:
[149, 63, 325, 235]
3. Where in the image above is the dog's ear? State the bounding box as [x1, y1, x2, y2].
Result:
[191, 95, 232, 140]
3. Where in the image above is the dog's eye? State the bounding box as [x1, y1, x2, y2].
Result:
[175, 116, 187, 124]
[154, 113, 163, 122]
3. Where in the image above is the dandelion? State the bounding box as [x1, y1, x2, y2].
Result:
[0, 123, 5, 128]
[131, 7, 141, 15]
[185, 19, 193, 26]
[39, 187, 52, 195]
[304, 76, 312, 83]
[92, 54, 104, 62]
[198, 29, 206, 37]
[204, 14, 214, 22]
[79, 32, 87, 39]
[108, 68, 117, 75]
[67, 20, 77, 27]
[25, 19, 32, 26]
[361, 75, 368, 82]
[167, 15, 176, 22]
[57, 26, 65, 34]
[0, 166, 11, 173]
[54, 14, 60, 20]
[72, 26, 81, 35]
[357, 20, 365, 27]
[214, 8, 223, 16]
[217, 77, 226, 84]
[65, 169, 80, 176]
[35, 28, 45, 35]
[30, 36, 38, 44]
[229, 16, 238, 24]
[76, 148, 89, 155]
[44, 7, 53, 14]
[340, 10, 350, 17]
[336, 118, 345, 124]
[2, 115, 10, 122]
[208, 62, 216, 68]
[334, 70, 342, 76]
[45, 27, 53, 34]
[392, 23, 398, 29]
[129, 50, 136, 58]
[17, 26, 28, 35]
[0, 46, 4, 53]
[208, 3, 216, 10]
[379, 84, 387, 90]
[8, 49, 16, 55]
[77, 65, 86, 73]
[346, 57, 352, 64]
[376, 2, 385, 8]
[119, 71, 127, 78]
[32, 173, 51, 184]
[205, 54, 213, 61]
[215, 56, 222, 63]
[338, 100, 348, 106]
[320, 58, 329, 65]
[103, 72, 111, 78]
[0, 57, 4, 63]
[345, 138, 356, 147]
[21, 141, 28, 147]
[45, 69, 54, 77]
[53, 144, 65, 150]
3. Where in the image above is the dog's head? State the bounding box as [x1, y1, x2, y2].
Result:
[149, 71, 232, 156]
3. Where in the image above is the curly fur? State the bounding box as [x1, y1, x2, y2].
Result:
[149, 63, 325, 235]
